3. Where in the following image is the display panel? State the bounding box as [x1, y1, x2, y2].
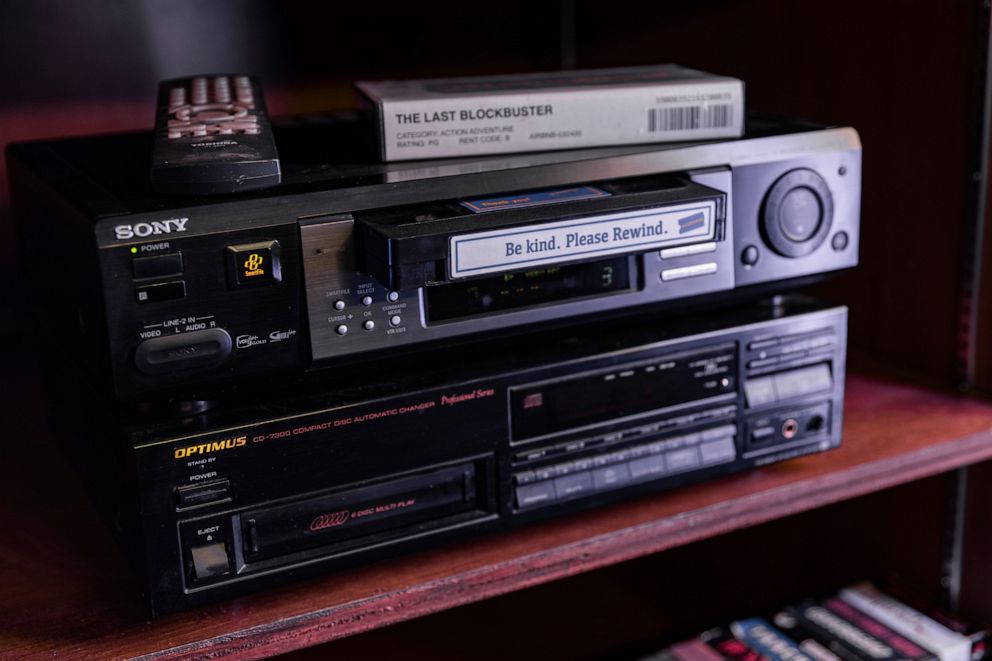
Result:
[510, 345, 737, 441]
[426, 256, 631, 323]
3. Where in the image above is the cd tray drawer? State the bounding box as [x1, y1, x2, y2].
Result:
[241, 463, 479, 563]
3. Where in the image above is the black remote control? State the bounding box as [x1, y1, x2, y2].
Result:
[150, 74, 281, 195]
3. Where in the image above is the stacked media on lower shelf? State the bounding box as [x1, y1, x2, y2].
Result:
[642, 583, 988, 661]
[51, 296, 847, 614]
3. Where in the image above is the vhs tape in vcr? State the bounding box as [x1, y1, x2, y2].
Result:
[9, 115, 860, 406]
[50, 296, 846, 614]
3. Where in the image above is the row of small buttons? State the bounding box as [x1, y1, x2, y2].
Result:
[661, 262, 718, 282]
[335, 314, 402, 336]
[513, 425, 737, 510]
[333, 290, 400, 311]
[512, 405, 739, 464]
[333, 291, 403, 336]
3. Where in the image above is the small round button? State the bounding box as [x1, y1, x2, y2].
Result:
[362, 295, 373, 306]
[363, 320, 375, 331]
[390, 315, 402, 327]
[387, 291, 399, 302]
[741, 244, 760, 267]
[333, 300, 346, 311]
[831, 231, 849, 251]
[335, 324, 348, 335]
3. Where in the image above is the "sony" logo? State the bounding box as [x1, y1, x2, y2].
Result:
[114, 217, 189, 240]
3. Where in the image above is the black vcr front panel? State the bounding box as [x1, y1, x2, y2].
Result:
[10, 118, 860, 406]
[65, 298, 846, 614]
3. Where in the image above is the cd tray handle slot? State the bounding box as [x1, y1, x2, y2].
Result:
[241, 462, 479, 563]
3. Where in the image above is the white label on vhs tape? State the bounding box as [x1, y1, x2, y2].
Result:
[839, 584, 970, 661]
[448, 200, 716, 278]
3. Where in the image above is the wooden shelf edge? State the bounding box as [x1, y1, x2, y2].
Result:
[141, 425, 992, 661]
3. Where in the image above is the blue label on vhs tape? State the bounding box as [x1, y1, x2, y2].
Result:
[460, 185, 611, 213]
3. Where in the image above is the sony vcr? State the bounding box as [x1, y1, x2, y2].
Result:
[9, 114, 860, 405]
[50, 297, 846, 614]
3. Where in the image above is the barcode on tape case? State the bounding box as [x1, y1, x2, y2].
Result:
[648, 104, 734, 132]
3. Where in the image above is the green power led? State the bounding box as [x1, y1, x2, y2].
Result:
[130, 247, 138, 254]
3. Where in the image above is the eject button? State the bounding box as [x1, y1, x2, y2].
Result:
[190, 542, 230, 581]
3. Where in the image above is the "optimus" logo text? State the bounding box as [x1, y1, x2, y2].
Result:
[174, 436, 246, 459]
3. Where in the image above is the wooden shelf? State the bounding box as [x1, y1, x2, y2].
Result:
[4, 373, 992, 660]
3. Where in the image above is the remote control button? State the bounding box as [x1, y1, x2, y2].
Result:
[190, 542, 229, 581]
[226, 241, 282, 288]
[362, 295, 373, 306]
[132, 252, 183, 279]
[213, 76, 231, 103]
[135, 280, 186, 303]
[333, 300, 346, 311]
[363, 320, 375, 331]
[336, 324, 348, 336]
[192, 76, 208, 105]
[387, 291, 399, 302]
[390, 315, 402, 327]
[234, 76, 254, 105]
[134, 328, 232, 375]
